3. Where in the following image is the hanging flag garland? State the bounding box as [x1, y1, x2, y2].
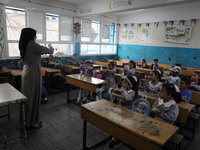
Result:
[137, 23, 141, 27]
[154, 22, 159, 28]
[112, 23, 115, 26]
[145, 23, 150, 27]
[169, 20, 174, 26]
[163, 21, 167, 27]
[117, 23, 121, 27]
[179, 20, 185, 25]
[191, 19, 197, 25]
[130, 23, 134, 27]
[124, 23, 128, 27]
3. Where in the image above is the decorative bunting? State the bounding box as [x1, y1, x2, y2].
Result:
[191, 19, 197, 25]
[130, 23, 134, 27]
[180, 20, 185, 26]
[117, 23, 121, 27]
[163, 21, 167, 27]
[112, 23, 115, 26]
[169, 20, 174, 26]
[145, 23, 150, 27]
[137, 23, 141, 27]
[124, 23, 128, 27]
[154, 22, 159, 28]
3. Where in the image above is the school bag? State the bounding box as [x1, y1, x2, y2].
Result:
[131, 98, 150, 116]
[94, 72, 106, 80]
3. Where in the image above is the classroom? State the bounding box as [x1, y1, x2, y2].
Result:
[0, 0, 200, 150]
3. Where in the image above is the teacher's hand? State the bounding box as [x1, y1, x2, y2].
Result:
[48, 44, 52, 48]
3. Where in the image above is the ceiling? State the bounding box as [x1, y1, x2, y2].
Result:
[58, 0, 94, 5]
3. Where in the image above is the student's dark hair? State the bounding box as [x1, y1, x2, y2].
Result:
[194, 71, 200, 84]
[175, 63, 181, 67]
[109, 61, 115, 67]
[181, 77, 191, 85]
[73, 54, 77, 57]
[153, 58, 158, 62]
[162, 83, 182, 103]
[152, 70, 161, 81]
[127, 76, 138, 98]
[79, 57, 84, 61]
[142, 58, 146, 63]
[129, 60, 136, 68]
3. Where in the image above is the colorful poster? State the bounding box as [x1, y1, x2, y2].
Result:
[119, 27, 137, 43]
[80, 7, 92, 14]
[164, 25, 192, 44]
[141, 26, 152, 43]
[0, 5, 6, 60]
[102, 24, 110, 39]
[109, 0, 133, 10]
[82, 20, 91, 37]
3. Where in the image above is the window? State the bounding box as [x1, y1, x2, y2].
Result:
[5, 6, 74, 58]
[46, 13, 59, 42]
[81, 20, 117, 55]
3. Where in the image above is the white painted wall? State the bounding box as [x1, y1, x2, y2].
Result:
[118, 2, 200, 49]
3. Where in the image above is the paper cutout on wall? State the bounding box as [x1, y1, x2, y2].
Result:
[141, 27, 152, 43]
[119, 27, 137, 43]
[164, 25, 192, 44]
[82, 20, 91, 37]
[102, 24, 110, 39]
[109, 0, 133, 10]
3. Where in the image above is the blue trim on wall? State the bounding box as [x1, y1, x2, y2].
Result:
[118, 44, 200, 68]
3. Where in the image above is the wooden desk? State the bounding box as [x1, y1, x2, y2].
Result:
[0, 83, 27, 143]
[138, 91, 195, 125]
[62, 64, 80, 74]
[93, 61, 109, 68]
[136, 67, 152, 76]
[0, 68, 11, 82]
[9, 69, 23, 90]
[81, 100, 178, 150]
[181, 70, 193, 77]
[66, 74, 108, 103]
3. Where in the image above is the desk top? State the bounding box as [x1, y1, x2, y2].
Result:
[136, 67, 152, 71]
[66, 74, 108, 85]
[81, 100, 178, 146]
[0, 83, 27, 106]
[9, 69, 22, 76]
[0, 68, 11, 74]
[63, 64, 80, 69]
[41, 67, 61, 73]
[138, 91, 195, 112]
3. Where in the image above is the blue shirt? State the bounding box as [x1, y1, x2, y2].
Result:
[180, 89, 192, 101]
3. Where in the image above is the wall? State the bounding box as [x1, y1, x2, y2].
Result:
[118, 2, 200, 68]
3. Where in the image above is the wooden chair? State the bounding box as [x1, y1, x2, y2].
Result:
[187, 67, 200, 71]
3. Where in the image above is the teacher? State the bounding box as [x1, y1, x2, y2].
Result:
[19, 28, 54, 129]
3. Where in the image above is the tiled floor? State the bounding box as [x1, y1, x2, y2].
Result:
[0, 88, 200, 150]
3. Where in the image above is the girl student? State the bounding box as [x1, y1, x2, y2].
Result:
[151, 83, 182, 124]
[123, 60, 136, 77]
[145, 70, 162, 95]
[112, 76, 138, 109]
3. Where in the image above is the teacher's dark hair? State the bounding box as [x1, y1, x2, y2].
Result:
[19, 28, 36, 61]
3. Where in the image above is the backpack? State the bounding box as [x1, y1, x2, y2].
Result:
[131, 98, 150, 116]
[95, 73, 106, 80]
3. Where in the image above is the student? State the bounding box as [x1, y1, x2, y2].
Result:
[175, 63, 181, 75]
[96, 61, 116, 101]
[112, 76, 138, 108]
[166, 67, 180, 86]
[145, 70, 162, 95]
[54, 57, 62, 69]
[77, 60, 93, 103]
[47, 54, 55, 67]
[151, 58, 160, 70]
[180, 77, 192, 103]
[151, 83, 181, 124]
[78, 58, 85, 70]
[123, 60, 136, 77]
[190, 70, 200, 91]
[138, 58, 147, 68]
[10, 57, 24, 70]
[67, 53, 78, 66]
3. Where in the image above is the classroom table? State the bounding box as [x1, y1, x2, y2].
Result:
[0, 68, 11, 82]
[9, 69, 23, 90]
[138, 91, 195, 125]
[66, 74, 108, 103]
[81, 100, 178, 150]
[136, 67, 152, 76]
[41, 67, 61, 91]
[62, 64, 80, 74]
[0, 83, 27, 143]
